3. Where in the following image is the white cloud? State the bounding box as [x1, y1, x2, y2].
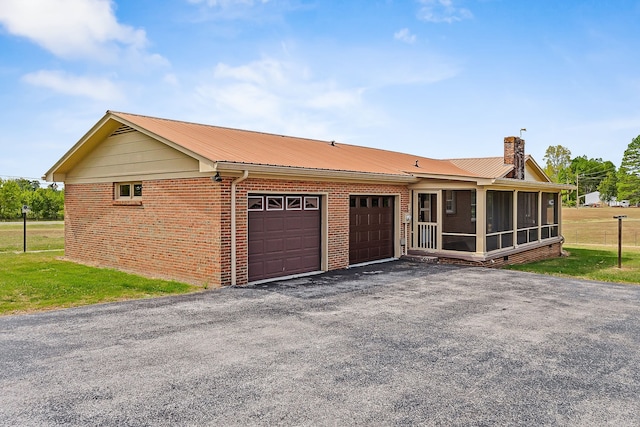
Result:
[394, 28, 417, 44]
[213, 58, 286, 85]
[418, 0, 473, 24]
[192, 57, 373, 139]
[22, 70, 123, 101]
[187, 0, 269, 6]
[0, 0, 148, 61]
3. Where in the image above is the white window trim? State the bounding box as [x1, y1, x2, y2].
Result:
[266, 196, 284, 211]
[286, 196, 302, 210]
[248, 196, 264, 211]
[115, 182, 142, 200]
[304, 196, 319, 210]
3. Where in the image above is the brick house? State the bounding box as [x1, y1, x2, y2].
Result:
[44, 111, 573, 286]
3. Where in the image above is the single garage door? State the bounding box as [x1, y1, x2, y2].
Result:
[248, 195, 321, 282]
[349, 195, 394, 264]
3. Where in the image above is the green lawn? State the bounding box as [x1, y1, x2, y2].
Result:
[506, 244, 640, 285]
[0, 221, 64, 252]
[0, 251, 200, 315]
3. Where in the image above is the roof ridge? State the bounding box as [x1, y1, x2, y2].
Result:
[447, 156, 502, 161]
[109, 110, 339, 146]
[108, 110, 446, 162]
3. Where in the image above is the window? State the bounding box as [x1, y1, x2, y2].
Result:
[305, 197, 319, 210]
[471, 190, 476, 222]
[248, 196, 264, 211]
[266, 196, 284, 210]
[286, 196, 302, 210]
[517, 192, 538, 229]
[445, 190, 456, 214]
[116, 182, 142, 200]
[542, 193, 558, 225]
[486, 190, 514, 252]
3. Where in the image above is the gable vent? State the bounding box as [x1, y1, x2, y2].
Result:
[110, 124, 136, 136]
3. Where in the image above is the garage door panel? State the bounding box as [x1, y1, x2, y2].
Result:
[249, 194, 321, 282]
[349, 196, 394, 264]
[264, 238, 284, 254]
[265, 217, 285, 232]
[285, 236, 302, 250]
[248, 240, 264, 255]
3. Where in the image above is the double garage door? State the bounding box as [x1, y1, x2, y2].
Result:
[248, 194, 395, 282]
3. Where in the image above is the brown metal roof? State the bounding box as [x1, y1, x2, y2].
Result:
[110, 111, 479, 178]
[448, 157, 514, 179]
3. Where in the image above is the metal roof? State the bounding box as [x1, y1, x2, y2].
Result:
[110, 111, 477, 179]
[45, 111, 566, 188]
[448, 157, 514, 179]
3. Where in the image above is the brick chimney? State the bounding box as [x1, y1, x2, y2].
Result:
[504, 136, 525, 180]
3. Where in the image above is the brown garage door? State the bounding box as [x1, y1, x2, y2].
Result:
[248, 195, 321, 282]
[349, 195, 394, 264]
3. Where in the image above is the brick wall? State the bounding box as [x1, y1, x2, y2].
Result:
[65, 177, 225, 286]
[64, 177, 410, 287]
[436, 241, 563, 267]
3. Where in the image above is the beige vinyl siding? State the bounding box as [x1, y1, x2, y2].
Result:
[524, 162, 547, 182]
[66, 130, 200, 182]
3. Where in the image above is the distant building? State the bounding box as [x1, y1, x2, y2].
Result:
[584, 191, 602, 207]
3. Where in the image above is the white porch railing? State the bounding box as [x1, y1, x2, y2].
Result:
[416, 223, 437, 250]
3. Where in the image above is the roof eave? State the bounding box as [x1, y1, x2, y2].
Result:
[43, 112, 120, 182]
[214, 161, 420, 183]
[491, 178, 575, 191]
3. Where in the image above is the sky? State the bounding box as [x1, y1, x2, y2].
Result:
[1, 0, 640, 183]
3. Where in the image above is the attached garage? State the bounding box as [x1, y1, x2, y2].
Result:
[248, 194, 321, 282]
[349, 195, 395, 265]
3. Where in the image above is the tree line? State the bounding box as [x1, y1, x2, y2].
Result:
[0, 178, 64, 220]
[543, 134, 640, 206]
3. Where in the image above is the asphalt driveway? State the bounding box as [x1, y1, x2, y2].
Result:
[1, 261, 640, 426]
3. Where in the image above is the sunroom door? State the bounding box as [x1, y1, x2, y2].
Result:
[416, 192, 438, 250]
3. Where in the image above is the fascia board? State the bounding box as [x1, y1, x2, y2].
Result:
[490, 178, 575, 191]
[214, 161, 419, 183]
[43, 113, 120, 181]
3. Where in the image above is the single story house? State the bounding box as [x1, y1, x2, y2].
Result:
[44, 111, 573, 286]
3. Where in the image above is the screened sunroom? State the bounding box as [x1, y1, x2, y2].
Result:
[410, 184, 566, 263]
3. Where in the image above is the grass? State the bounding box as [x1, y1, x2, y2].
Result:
[2, 208, 639, 315]
[506, 245, 640, 285]
[0, 221, 64, 252]
[0, 250, 201, 316]
[562, 206, 640, 247]
[507, 207, 640, 284]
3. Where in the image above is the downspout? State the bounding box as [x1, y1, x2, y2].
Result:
[231, 170, 249, 286]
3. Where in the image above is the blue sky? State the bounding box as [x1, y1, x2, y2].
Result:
[1, 0, 639, 182]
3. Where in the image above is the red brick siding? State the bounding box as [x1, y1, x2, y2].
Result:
[65, 178, 224, 286]
[64, 177, 410, 287]
[436, 242, 563, 267]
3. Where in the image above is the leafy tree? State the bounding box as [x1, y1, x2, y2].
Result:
[558, 156, 615, 206]
[543, 145, 572, 182]
[14, 178, 41, 192]
[597, 171, 617, 202]
[0, 179, 22, 219]
[0, 178, 64, 220]
[617, 135, 640, 204]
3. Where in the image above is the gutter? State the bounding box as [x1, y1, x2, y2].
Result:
[231, 170, 249, 286]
